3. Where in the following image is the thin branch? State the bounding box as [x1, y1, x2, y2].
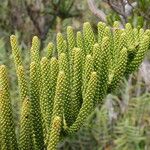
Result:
[126, 0, 134, 9]
[107, 0, 127, 23]
[107, 0, 127, 18]
[87, 0, 107, 22]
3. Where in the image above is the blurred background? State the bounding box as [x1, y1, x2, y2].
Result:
[0, 0, 150, 149]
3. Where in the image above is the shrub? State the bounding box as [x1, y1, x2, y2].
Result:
[0, 21, 149, 150]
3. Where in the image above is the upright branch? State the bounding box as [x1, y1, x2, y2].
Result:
[0, 21, 149, 150]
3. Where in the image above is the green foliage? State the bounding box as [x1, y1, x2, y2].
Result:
[40, 57, 51, 133]
[60, 93, 150, 150]
[68, 72, 98, 134]
[0, 65, 18, 150]
[29, 62, 44, 149]
[58, 53, 72, 125]
[0, 21, 149, 150]
[71, 48, 82, 122]
[10, 35, 22, 67]
[108, 48, 127, 92]
[18, 97, 33, 150]
[101, 0, 150, 28]
[47, 116, 62, 150]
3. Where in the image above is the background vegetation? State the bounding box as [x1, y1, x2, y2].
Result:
[0, 0, 150, 149]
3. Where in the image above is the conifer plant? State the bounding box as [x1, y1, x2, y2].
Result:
[0, 21, 150, 150]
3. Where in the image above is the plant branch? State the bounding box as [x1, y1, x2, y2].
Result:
[87, 0, 107, 22]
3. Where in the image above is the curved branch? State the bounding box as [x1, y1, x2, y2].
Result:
[87, 0, 107, 22]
